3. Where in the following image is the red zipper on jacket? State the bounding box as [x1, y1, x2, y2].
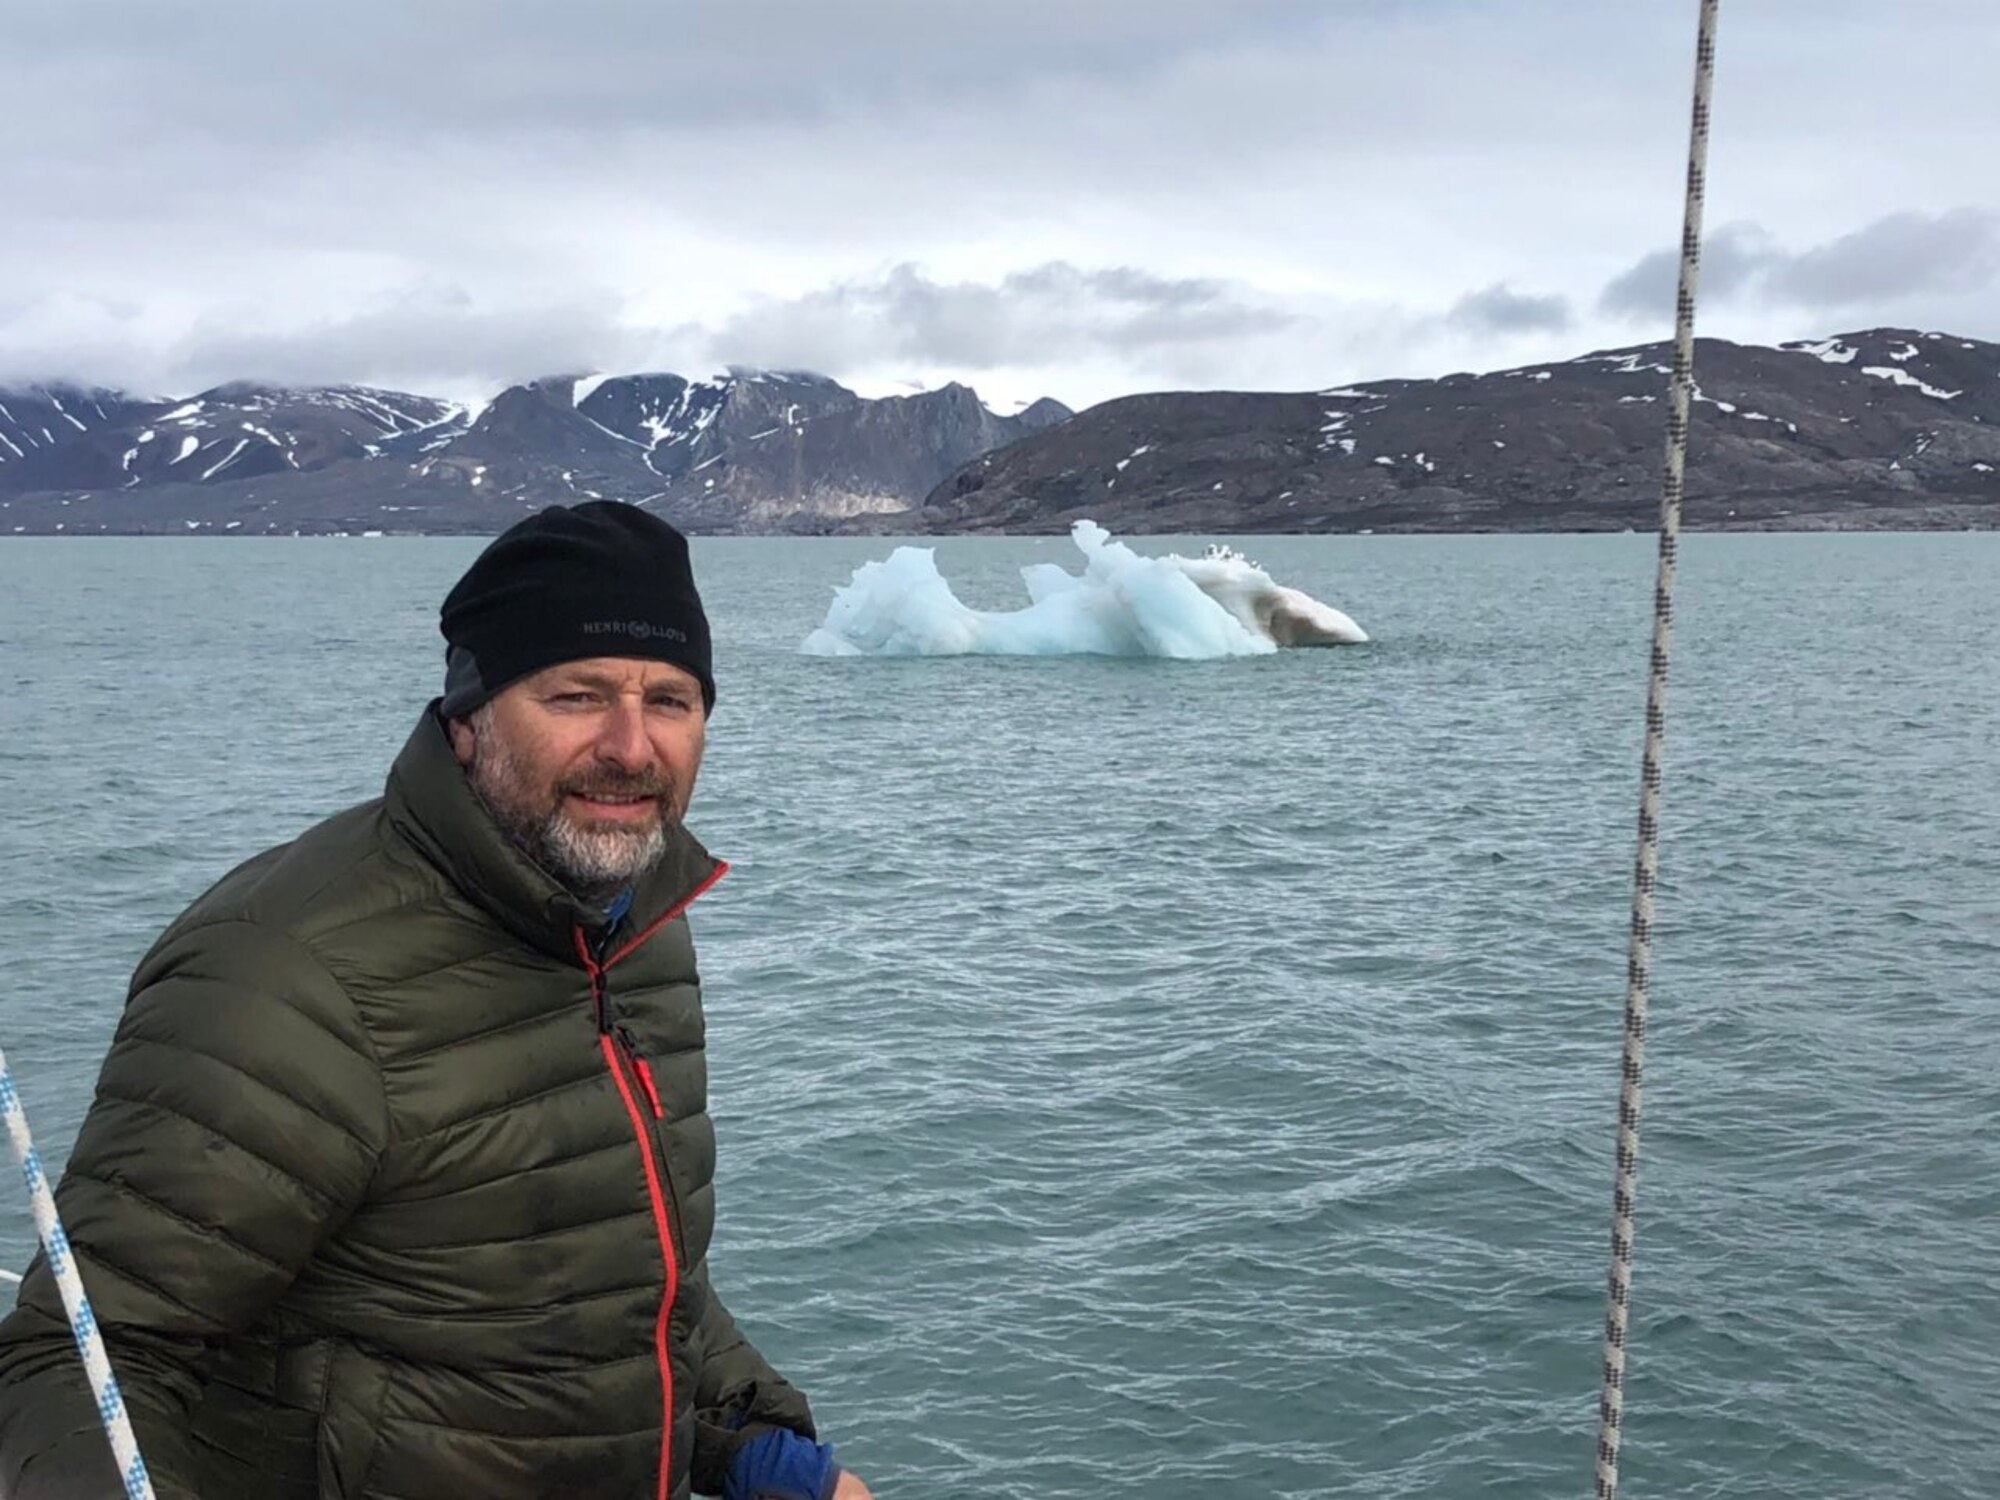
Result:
[571, 859, 727, 1500]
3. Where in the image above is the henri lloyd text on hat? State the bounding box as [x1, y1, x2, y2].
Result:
[582, 619, 688, 644]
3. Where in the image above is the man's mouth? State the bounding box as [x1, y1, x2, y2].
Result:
[563, 789, 662, 822]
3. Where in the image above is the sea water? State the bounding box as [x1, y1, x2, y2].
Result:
[0, 532, 1994, 1498]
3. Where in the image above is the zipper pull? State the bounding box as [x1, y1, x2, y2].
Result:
[616, 1025, 665, 1119]
[572, 925, 612, 1032]
[635, 1058, 664, 1120]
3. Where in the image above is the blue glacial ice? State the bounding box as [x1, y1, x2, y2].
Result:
[800, 520, 1367, 658]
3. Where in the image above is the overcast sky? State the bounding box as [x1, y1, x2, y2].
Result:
[5, 0, 1997, 411]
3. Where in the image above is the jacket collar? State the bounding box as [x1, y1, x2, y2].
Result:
[384, 703, 722, 964]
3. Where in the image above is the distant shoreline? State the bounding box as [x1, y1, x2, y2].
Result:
[6, 517, 1997, 540]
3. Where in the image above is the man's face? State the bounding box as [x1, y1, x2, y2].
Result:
[448, 656, 707, 900]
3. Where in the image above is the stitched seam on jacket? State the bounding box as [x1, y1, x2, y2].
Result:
[335, 1336, 661, 1380]
[349, 1362, 392, 1496]
[144, 917, 392, 1153]
[107, 1036, 378, 1156]
[364, 1137, 634, 1212]
[391, 1000, 583, 1068]
[393, 1016, 707, 1079]
[380, 1413, 662, 1441]
[67, 1167, 295, 1279]
[255, 842, 402, 940]
[79, 1239, 217, 1327]
[128, 968, 375, 1075]
[95, 1092, 341, 1211]
[389, 980, 702, 1070]
[345, 937, 533, 992]
[297, 873, 448, 946]
[411, 1207, 653, 1253]
[399, 1070, 607, 1142]
[153, 838, 388, 963]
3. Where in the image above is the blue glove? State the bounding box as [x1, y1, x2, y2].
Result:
[724, 1428, 842, 1500]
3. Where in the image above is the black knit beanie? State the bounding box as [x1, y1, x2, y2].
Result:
[438, 501, 714, 717]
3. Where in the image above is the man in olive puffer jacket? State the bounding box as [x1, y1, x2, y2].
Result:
[0, 502, 873, 1500]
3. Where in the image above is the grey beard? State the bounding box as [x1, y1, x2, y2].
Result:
[513, 804, 669, 906]
[464, 725, 675, 904]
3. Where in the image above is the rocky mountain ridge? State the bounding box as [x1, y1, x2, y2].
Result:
[0, 370, 1070, 535]
[917, 328, 2000, 533]
[4, 328, 1996, 534]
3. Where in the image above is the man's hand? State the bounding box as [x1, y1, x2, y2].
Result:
[832, 1472, 874, 1500]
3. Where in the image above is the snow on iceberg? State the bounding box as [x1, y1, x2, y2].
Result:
[800, 520, 1367, 658]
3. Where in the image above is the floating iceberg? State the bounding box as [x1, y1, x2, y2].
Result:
[800, 520, 1367, 658]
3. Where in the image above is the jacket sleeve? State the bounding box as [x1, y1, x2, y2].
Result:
[0, 919, 388, 1499]
[687, 1260, 817, 1496]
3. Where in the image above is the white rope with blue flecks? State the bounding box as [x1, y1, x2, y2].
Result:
[1593, 3, 1720, 1499]
[0, 1051, 156, 1498]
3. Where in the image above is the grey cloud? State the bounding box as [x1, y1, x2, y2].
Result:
[160, 285, 671, 396]
[1597, 223, 1782, 317]
[708, 262, 1300, 371]
[9, 3, 2000, 408]
[1598, 212, 1999, 318]
[6, 0, 1336, 145]
[0, 293, 160, 393]
[13, 263, 1301, 398]
[1774, 208, 2000, 304]
[1446, 283, 1572, 334]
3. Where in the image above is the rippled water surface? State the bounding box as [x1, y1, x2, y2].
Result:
[1, 532, 1996, 1498]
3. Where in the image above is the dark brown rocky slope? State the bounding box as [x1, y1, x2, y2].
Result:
[916, 330, 2000, 533]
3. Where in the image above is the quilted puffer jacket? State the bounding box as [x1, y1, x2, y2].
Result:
[0, 708, 815, 1498]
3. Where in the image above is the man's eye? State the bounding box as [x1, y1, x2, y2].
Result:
[552, 692, 598, 705]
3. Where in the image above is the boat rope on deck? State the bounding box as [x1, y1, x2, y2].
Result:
[0, 1050, 156, 1498]
[1594, 3, 1721, 1498]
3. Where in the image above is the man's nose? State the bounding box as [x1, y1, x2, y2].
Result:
[593, 698, 654, 769]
